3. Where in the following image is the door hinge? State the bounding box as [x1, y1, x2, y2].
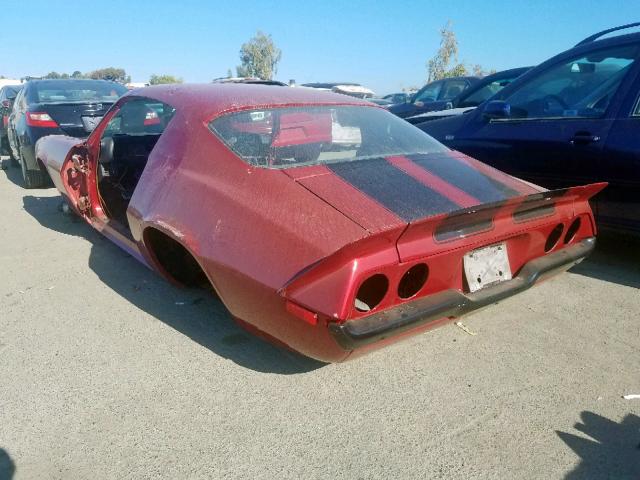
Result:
[71, 153, 89, 174]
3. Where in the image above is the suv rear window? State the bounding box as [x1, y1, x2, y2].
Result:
[209, 105, 447, 169]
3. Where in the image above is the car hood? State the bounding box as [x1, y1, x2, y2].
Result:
[416, 111, 471, 142]
[407, 106, 475, 122]
[284, 152, 538, 236]
[387, 102, 416, 117]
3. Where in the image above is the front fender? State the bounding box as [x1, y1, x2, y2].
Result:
[36, 135, 84, 193]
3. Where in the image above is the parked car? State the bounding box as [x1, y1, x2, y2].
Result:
[212, 76, 287, 86]
[383, 92, 410, 104]
[37, 84, 602, 362]
[368, 97, 394, 107]
[405, 67, 532, 124]
[7, 79, 128, 188]
[388, 76, 479, 119]
[0, 84, 22, 158]
[301, 82, 375, 99]
[418, 23, 640, 235]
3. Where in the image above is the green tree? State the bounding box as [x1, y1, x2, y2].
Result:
[87, 67, 130, 83]
[426, 21, 468, 81]
[44, 71, 62, 79]
[149, 74, 183, 85]
[236, 31, 282, 80]
[71, 70, 84, 78]
[425, 22, 492, 81]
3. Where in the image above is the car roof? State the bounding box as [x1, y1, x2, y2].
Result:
[29, 78, 120, 85]
[416, 76, 480, 91]
[575, 22, 640, 46]
[301, 82, 361, 88]
[130, 83, 374, 120]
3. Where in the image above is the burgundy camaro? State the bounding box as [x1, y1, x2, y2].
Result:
[36, 84, 605, 362]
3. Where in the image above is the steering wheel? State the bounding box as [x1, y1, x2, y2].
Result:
[542, 94, 568, 113]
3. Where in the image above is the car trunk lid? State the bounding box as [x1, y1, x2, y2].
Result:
[285, 152, 540, 235]
[32, 102, 114, 137]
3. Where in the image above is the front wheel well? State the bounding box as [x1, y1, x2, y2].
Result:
[144, 227, 209, 288]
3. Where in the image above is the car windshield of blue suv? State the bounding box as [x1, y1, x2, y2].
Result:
[500, 44, 638, 119]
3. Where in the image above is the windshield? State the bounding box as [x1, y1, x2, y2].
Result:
[458, 75, 522, 108]
[209, 105, 448, 169]
[33, 80, 127, 104]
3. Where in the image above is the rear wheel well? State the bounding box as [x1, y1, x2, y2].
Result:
[144, 227, 209, 288]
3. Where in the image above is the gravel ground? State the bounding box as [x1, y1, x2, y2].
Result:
[1, 162, 639, 479]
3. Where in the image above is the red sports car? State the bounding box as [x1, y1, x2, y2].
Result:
[36, 84, 605, 362]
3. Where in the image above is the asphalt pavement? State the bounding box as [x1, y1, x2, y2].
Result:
[1, 163, 639, 479]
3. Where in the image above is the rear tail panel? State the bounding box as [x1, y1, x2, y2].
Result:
[281, 183, 606, 325]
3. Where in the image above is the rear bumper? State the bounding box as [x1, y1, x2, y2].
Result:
[328, 237, 596, 350]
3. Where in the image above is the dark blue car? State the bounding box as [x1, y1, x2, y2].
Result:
[388, 76, 479, 119]
[418, 23, 640, 235]
[7, 79, 127, 188]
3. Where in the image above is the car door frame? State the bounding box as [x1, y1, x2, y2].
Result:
[60, 96, 126, 222]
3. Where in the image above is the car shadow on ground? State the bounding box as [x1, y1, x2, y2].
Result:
[556, 411, 640, 479]
[569, 231, 640, 289]
[21, 194, 326, 375]
[0, 448, 15, 480]
[1, 161, 25, 188]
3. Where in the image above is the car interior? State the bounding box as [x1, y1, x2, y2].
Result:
[96, 99, 174, 229]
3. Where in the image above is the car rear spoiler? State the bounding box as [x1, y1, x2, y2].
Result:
[396, 182, 607, 261]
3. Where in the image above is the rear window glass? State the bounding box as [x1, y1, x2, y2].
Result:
[208, 105, 447, 169]
[34, 80, 127, 103]
[2, 85, 21, 98]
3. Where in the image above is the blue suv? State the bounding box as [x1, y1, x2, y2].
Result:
[418, 23, 640, 235]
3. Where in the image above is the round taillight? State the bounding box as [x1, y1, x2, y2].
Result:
[564, 218, 581, 244]
[398, 263, 429, 299]
[354, 274, 389, 312]
[545, 224, 564, 252]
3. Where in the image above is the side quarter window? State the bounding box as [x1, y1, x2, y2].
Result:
[502, 44, 639, 120]
[439, 79, 468, 101]
[101, 98, 175, 139]
[414, 82, 442, 104]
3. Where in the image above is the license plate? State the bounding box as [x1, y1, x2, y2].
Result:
[463, 242, 512, 293]
[81, 116, 102, 132]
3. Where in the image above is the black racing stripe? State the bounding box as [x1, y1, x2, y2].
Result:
[327, 158, 459, 222]
[408, 153, 519, 203]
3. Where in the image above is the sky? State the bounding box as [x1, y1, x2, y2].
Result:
[0, 0, 638, 94]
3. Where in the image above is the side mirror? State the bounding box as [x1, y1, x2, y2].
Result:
[99, 137, 114, 164]
[445, 101, 453, 110]
[483, 100, 511, 120]
[414, 101, 424, 107]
